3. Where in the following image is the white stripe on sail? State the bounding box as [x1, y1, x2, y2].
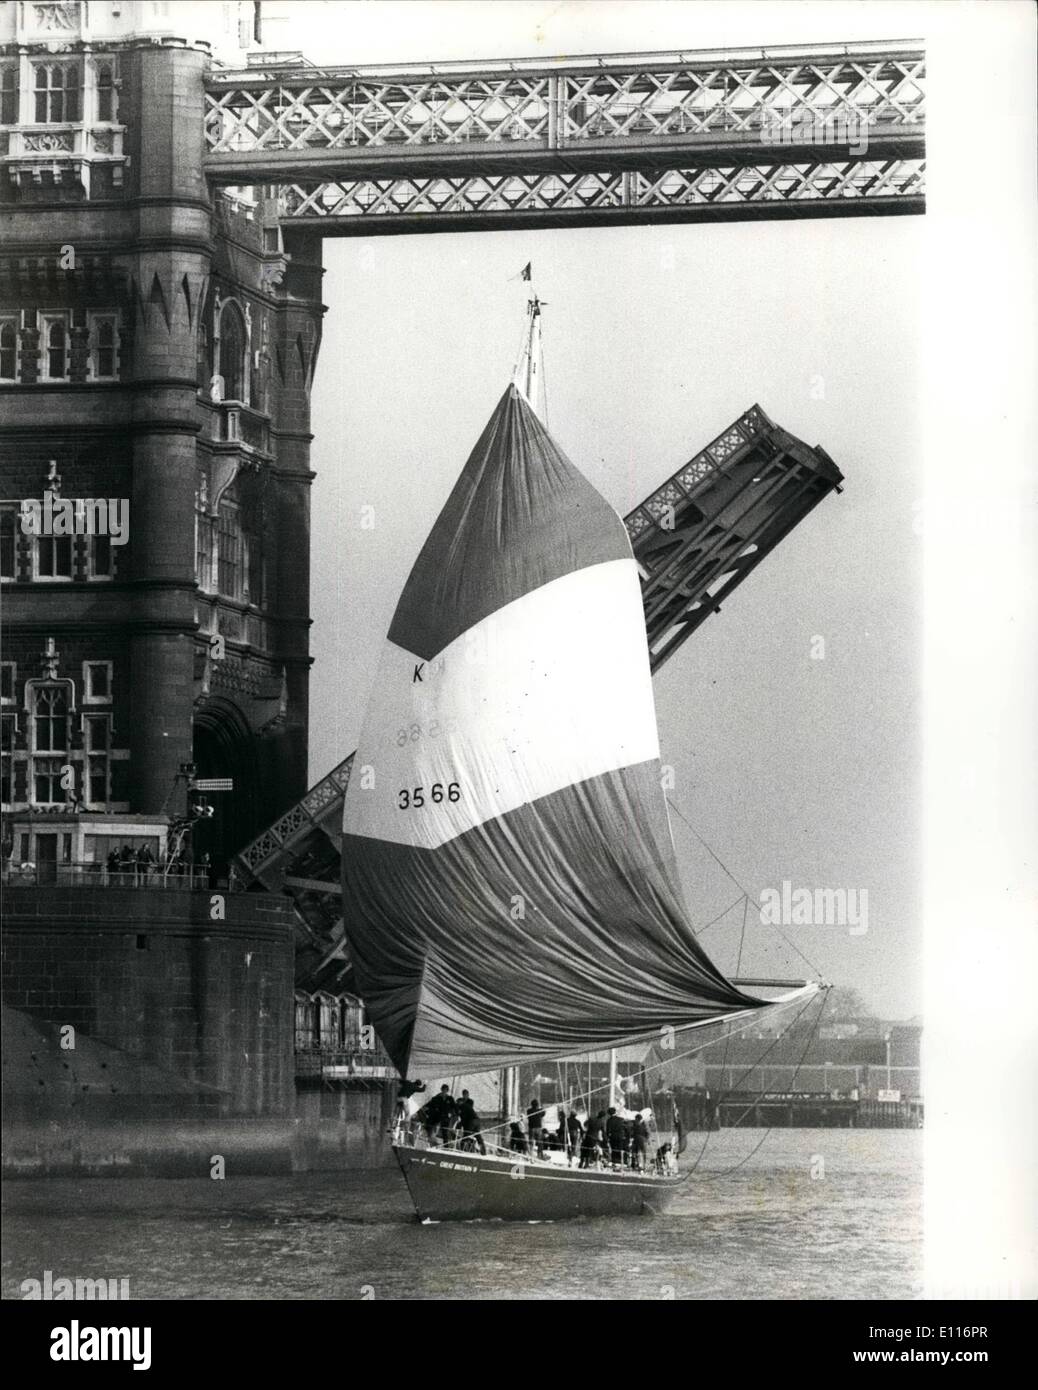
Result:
[343, 558, 660, 849]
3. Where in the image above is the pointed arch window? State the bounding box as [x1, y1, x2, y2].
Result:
[41, 314, 69, 381]
[27, 680, 74, 807]
[95, 62, 116, 123]
[88, 312, 119, 379]
[31, 684, 70, 754]
[218, 302, 247, 403]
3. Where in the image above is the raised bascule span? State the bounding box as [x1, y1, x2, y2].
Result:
[204, 41, 925, 231]
[235, 402, 843, 983]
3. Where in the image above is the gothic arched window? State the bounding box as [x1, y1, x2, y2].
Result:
[218, 302, 247, 403]
[95, 62, 116, 123]
[31, 684, 69, 754]
[44, 317, 68, 380]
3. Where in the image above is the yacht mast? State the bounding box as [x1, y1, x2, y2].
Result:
[514, 287, 544, 419]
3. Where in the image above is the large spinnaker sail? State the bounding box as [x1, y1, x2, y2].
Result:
[341, 385, 764, 1076]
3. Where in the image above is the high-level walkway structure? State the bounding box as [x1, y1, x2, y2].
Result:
[204, 41, 924, 232]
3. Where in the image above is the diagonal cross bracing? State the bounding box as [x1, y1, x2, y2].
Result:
[204, 42, 925, 227]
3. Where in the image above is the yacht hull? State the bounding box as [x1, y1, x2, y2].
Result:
[393, 1143, 688, 1221]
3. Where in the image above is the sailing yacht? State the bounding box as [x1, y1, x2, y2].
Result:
[340, 288, 818, 1220]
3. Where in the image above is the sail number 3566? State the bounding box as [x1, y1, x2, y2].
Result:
[398, 783, 461, 810]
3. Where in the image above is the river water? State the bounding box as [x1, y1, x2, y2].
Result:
[2, 1129, 921, 1301]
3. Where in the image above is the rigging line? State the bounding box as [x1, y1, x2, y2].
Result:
[666, 794, 751, 896]
[685, 987, 822, 1177]
[460, 1018, 730, 1141]
[716, 987, 822, 1103]
[441, 990, 819, 1147]
[705, 893, 748, 1149]
[705, 889, 744, 1162]
[512, 299, 531, 381]
[539, 314, 549, 428]
[687, 894, 751, 1177]
[700, 985, 830, 1180]
[665, 793, 825, 980]
[483, 990, 819, 1139]
[691, 892, 747, 937]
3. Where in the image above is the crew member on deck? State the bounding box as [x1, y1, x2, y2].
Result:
[426, 1084, 458, 1147]
[457, 1090, 486, 1155]
[579, 1111, 605, 1168]
[527, 1098, 546, 1160]
[631, 1112, 650, 1171]
[606, 1108, 627, 1169]
[566, 1108, 583, 1165]
[394, 1078, 426, 1140]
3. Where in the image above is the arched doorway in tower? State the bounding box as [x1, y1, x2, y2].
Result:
[191, 698, 261, 872]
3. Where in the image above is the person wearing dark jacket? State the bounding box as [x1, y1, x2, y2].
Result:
[118, 844, 135, 885]
[425, 1085, 458, 1147]
[526, 1099, 546, 1160]
[457, 1090, 486, 1155]
[579, 1111, 605, 1168]
[136, 843, 155, 883]
[565, 1108, 583, 1165]
[606, 1107, 627, 1168]
[630, 1113, 650, 1170]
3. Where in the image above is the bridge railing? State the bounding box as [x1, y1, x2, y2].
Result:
[1, 860, 236, 891]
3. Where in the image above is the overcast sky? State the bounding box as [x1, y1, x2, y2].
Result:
[275, 0, 934, 1018]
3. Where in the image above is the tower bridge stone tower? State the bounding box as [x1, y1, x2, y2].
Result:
[1, 2, 319, 866]
[0, 2, 312, 1171]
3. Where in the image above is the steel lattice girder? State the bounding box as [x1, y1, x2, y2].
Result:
[627, 405, 843, 671]
[204, 43, 925, 224]
[235, 405, 842, 900]
[270, 158, 924, 232]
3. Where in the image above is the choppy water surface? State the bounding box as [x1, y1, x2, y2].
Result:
[2, 1129, 920, 1300]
